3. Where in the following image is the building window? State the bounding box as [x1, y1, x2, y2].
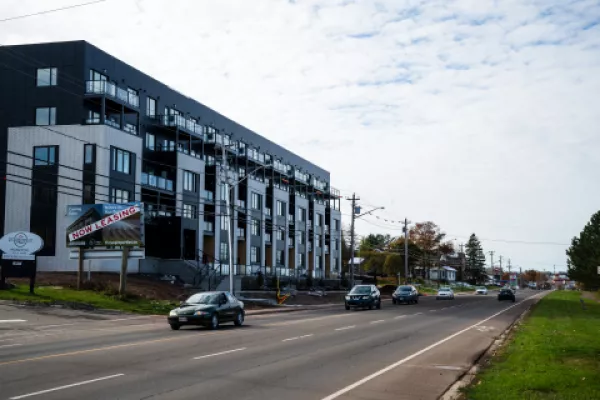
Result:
[35, 107, 56, 126]
[334, 258, 339, 272]
[316, 257, 322, 269]
[276, 250, 284, 266]
[111, 188, 130, 204]
[316, 234, 322, 246]
[183, 171, 197, 192]
[183, 204, 197, 219]
[89, 69, 107, 82]
[334, 219, 340, 231]
[145, 133, 155, 150]
[299, 233, 305, 245]
[315, 214, 322, 227]
[220, 215, 229, 231]
[84, 144, 94, 164]
[297, 253, 305, 268]
[219, 184, 227, 202]
[298, 208, 306, 222]
[36, 67, 57, 87]
[251, 218, 260, 236]
[86, 110, 100, 124]
[163, 139, 175, 151]
[220, 242, 228, 262]
[251, 192, 262, 210]
[83, 184, 95, 204]
[146, 97, 156, 117]
[336, 239, 340, 250]
[276, 200, 285, 216]
[250, 246, 260, 264]
[111, 147, 132, 174]
[276, 228, 284, 241]
[33, 146, 57, 166]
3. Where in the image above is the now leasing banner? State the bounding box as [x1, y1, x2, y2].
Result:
[66, 203, 144, 247]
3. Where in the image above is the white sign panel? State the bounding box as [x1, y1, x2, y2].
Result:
[68, 205, 141, 242]
[0, 231, 44, 260]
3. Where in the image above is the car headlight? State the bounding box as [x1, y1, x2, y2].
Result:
[195, 311, 208, 316]
[362, 296, 370, 300]
[169, 310, 177, 316]
[345, 295, 350, 300]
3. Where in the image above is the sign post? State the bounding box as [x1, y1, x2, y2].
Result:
[0, 231, 44, 293]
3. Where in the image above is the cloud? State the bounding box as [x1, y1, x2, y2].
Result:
[1, 0, 599, 269]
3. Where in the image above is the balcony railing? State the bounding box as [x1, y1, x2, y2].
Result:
[159, 114, 203, 136]
[202, 190, 214, 201]
[236, 228, 245, 238]
[204, 221, 214, 232]
[308, 243, 313, 251]
[86, 81, 139, 108]
[307, 221, 312, 229]
[324, 225, 329, 232]
[324, 245, 329, 254]
[289, 238, 294, 247]
[294, 169, 309, 183]
[141, 173, 174, 191]
[288, 214, 294, 223]
[236, 200, 246, 209]
[265, 208, 272, 217]
[265, 233, 272, 243]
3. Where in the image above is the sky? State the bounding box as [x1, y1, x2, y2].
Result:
[1, 0, 599, 272]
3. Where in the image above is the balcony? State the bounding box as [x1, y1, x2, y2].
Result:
[159, 114, 203, 136]
[289, 238, 295, 247]
[265, 208, 272, 218]
[87, 117, 138, 136]
[294, 169, 309, 184]
[236, 200, 246, 209]
[311, 176, 328, 191]
[202, 190, 214, 202]
[247, 148, 266, 164]
[324, 245, 329, 254]
[307, 221, 312, 229]
[272, 160, 289, 175]
[265, 233, 272, 243]
[288, 214, 294, 223]
[324, 225, 329, 233]
[308, 243, 313, 251]
[141, 173, 174, 191]
[203, 221, 214, 233]
[85, 81, 139, 109]
[204, 132, 233, 148]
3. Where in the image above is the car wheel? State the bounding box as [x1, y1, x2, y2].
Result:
[512, 298, 516, 303]
[368, 304, 373, 310]
[169, 324, 180, 331]
[345, 303, 350, 311]
[415, 298, 419, 304]
[376, 300, 381, 310]
[234, 312, 244, 327]
[210, 314, 219, 330]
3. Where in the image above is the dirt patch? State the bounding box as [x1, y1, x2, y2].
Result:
[581, 291, 600, 303]
[8, 272, 188, 301]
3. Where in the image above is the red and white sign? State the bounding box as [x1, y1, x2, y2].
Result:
[68, 205, 140, 242]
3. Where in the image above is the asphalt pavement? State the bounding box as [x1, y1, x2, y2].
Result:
[0, 290, 546, 400]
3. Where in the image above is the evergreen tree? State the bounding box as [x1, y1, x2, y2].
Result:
[465, 233, 486, 284]
[566, 210, 600, 290]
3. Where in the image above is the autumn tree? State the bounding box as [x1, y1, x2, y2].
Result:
[465, 234, 486, 284]
[566, 210, 600, 290]
[409, 221, 446, 276]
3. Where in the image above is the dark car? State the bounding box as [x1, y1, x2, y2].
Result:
[345, 285, 381, 310]
[167, 291, 245, 330]
[498, 288, 516, 302]
[392, 285, 419, 305]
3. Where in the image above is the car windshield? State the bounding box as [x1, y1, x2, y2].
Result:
[350, 286, 371, 294]
[477, 287, 486, 290]
[439, 289, 450, 293]
[396, 286, 412, 292]
[183, 293, 220, 305]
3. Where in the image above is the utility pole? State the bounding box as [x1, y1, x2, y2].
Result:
[489, 250, 495, 275]
[403, 218, 409, 283]
[347, 193, 359, 288]
[508, 258, 512, 273]
[499, 255, 503, 272]
[222, 145, 235, 294]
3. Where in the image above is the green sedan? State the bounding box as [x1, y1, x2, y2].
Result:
[168, 291, 245, 330]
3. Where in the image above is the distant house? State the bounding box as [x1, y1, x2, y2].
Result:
[429, 266, 457, 282]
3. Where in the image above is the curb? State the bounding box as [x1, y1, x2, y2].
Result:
[439, 298, 540, 400]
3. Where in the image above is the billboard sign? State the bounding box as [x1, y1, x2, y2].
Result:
[66, 203, 144, 247]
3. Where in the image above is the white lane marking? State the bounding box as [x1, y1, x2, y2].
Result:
[193, 347, 246, 360]
[335, 325, 356, 331]
[107, 317, 148, 322]
[9, 373, 124, 399]
[320, 293, 543, 400]
[393, 315, 406, 320]
[429, 310, 437, 312]
[414, 312, 423, 315]
[0, 320, 27, 323]
[265, 314, 352, 327]
[282, 334, 314, 342]
[0, 344, 22, 349]
[370, 320, 385, 324]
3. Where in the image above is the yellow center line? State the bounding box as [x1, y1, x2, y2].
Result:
[0, 331, 225, 367]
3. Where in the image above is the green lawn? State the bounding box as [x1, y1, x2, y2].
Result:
[0, 285, 177, 315]
[465, 290, 600, 400]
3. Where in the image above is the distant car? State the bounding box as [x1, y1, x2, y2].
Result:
[167, 291, 245, 330]
[498, 288, 516, 302]
[392, 285, 419, 305]
[476, 286, 488, 295]
[345, 284, 381, 310]
[436, 288, 455, 300]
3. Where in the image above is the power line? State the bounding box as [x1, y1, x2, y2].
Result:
[0, 0, 109, 23]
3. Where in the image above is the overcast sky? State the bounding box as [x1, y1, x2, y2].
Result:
[2, 0, 599, 272]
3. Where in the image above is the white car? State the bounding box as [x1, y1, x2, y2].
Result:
[476, 286, 488, 295]
[436, 288, 455, 300]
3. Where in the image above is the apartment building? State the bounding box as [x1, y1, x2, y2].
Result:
[0, 41, 342, 280]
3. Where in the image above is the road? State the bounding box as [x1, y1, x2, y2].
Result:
[0, 290, 545, 400]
